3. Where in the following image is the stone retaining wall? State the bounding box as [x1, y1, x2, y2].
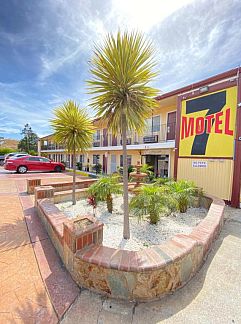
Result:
[35, 186, 225, 301]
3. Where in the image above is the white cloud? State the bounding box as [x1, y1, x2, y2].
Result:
[109, 0, 195, 31]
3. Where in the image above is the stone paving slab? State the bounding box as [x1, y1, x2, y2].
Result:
[0, 244, 58, 323]
[61, 290, 103, 324]
[33, 238, 80, 319]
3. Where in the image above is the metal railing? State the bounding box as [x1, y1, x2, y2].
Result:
[41, 123, 176, 151]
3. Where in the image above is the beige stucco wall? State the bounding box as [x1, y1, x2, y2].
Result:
[177, 158, 234, 200]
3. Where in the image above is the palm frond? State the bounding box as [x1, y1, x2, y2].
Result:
[50, 100, 94, 153]
[87, 31, 159, 136]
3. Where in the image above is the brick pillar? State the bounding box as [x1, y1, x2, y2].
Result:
[63, 215, 104, 273]
[27, 178, 41, 194]
[34, 186, 54, 206]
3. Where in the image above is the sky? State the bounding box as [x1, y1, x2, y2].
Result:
[0, 0, 241, 139]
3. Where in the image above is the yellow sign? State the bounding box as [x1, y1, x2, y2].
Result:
[179, 86, 237, 157]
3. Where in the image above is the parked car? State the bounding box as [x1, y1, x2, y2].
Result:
[4, 152, 29, 164]
[0, 155, 5, 166]
[4, 156, 65, 174]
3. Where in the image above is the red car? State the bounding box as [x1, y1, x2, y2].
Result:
[4, 156, 65, 174]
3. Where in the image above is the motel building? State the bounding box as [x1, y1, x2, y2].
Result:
[39, 67, 241, 208]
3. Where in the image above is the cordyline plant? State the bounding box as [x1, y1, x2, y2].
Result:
[87, 175, 122, 213]
[87, 31, 159, 238]
[87, 195, 98, 216]
[50, 100, 94, 205]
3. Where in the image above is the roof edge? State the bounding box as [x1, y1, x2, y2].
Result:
[155, 67, 241, 101]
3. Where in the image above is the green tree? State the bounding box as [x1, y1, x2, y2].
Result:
[88, 175, 122, 213]
[88, 31, 158, 239]
[0, 148, 15, 155]
[18, 123, 38, 153]
[50, 100, 94, 205]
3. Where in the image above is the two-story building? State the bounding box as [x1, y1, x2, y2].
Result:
[39, 67, 241, 207]
[39, 96, 177, 178]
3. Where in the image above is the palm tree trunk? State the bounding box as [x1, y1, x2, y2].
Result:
[122, 113, 130, 239]
[106, 194, 113, 213]
[72, 144, 76, 205]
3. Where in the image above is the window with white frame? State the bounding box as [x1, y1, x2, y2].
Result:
[120, 155, 132, 167]
[145, 115, 160, 133]
[93, 154, 100, 164]
[93, 130, 100, 141]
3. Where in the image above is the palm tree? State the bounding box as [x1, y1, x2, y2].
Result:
[165, 180, 198, 213]
[88, 175, 122, 213]
[88, 31, 159, 239]
[129, 185, 172, 224]
[50, 100, 94, 205]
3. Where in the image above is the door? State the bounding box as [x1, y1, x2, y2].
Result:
[157, 155, 169, 178]
[110, 155, 117, 173]
[103, 154, 107, 174]
[27, 157, 42, 171]
[39, 157, 53, 171]
[167, 111, 176, 140]
[112, 135, 117, 146]
[103, 129, 108, 146]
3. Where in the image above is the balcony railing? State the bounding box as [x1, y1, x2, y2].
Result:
[92, 123, 176, 147]
[41, 123, 176, 151]
[41, 144, 65, 150]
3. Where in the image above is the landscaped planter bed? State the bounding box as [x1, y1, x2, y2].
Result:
[34, 185, 225, 301]
[56, 195, 207, 251]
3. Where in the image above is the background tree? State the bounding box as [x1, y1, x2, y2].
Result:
[18, 123, 38, 153]
[88, 31, 159, 238]
[50, 100, 94, 205]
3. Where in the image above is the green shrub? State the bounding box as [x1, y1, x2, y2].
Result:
[76, 162, 83, 170]
[92, 163, 102, 174]
[154, 177, 172, 186]
[0, 148, 15, 155]
[118, 165, 134, 177]
[28, 150, 37, 156]
[165, 180, 198, 213]
[129, 185, 172, 224]
[140, 163, 154, 182]
[88, 175, 122, 213]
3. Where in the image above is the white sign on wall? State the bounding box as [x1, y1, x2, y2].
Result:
[192, 161, 208, 168]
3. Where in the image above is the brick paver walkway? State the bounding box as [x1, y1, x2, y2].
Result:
[0, 169, 79, 323]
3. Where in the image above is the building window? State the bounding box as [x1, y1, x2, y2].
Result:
[120, 155, 132, 167]
[145, 115, 160, 133]
[93, 154, 100, 164]
[152, 116, 160, 132]
[79, 155, 84, 163]
[93, 130, 100, 141]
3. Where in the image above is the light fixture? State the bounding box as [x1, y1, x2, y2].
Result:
[199, 86, 209, 93]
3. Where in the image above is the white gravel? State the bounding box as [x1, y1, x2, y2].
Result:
[56, 195, 207, 251]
